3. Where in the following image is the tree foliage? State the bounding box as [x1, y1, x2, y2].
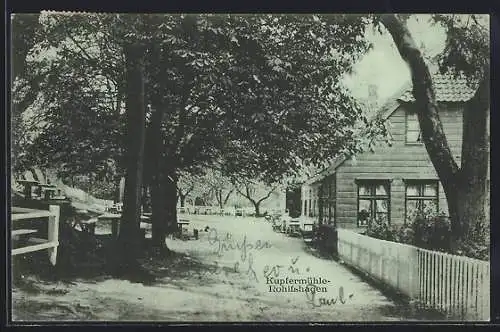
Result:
[13, 13, 373, 187]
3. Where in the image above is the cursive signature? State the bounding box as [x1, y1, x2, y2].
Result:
[200, 253, 258, 282]
[207, 228, 272, 262]
[206, 228, 270, 283]
[263, 256, 309, 279]
[305, 283, 354, 308]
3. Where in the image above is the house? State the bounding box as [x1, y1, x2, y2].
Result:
[301, 74, 490, 229]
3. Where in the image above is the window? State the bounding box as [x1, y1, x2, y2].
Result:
[357, 181, 390, 226]
[406, 112, 422, 144]
[405, 180, 439, 222]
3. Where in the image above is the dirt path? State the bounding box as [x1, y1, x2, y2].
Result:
[12, 215, 443, 322]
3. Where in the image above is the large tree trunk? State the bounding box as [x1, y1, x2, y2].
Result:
[164, 172, 178, 235]
[380, 14, 489, 242]
[114, 43, 146, 274]
[151, 174, 167, 252]
[151, 166, 178, 253]
[456, 69, 489, 241]
[147, 102, 170, 254]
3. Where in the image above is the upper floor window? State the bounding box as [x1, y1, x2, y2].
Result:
[406, 112, 422, 144]
[357, 180, 390, 226]
[405, 180, 439, 222]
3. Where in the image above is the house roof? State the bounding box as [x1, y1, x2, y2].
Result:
[399, 74, 477, 103]
[303, 74, 477, 186]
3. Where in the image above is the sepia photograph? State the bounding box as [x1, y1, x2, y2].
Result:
[9, 12, 490, 322]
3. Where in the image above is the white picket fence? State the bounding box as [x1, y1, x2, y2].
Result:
[337, 229, 490, 321]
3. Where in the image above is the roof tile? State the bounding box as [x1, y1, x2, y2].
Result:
[399, 74, 477, 102]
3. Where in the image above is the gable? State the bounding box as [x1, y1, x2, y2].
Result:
[303, 75, 477, 185]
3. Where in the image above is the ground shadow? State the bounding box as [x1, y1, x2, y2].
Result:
[301, 241, 338, 261]
[337, 262, 448, 321]
[12, 222, 228, 296]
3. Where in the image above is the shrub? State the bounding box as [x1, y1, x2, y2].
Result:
[394, 224, 414, 245]
[365, 217, 398, 241]
[363, 208, 489, 261]
[412, 213, 451, 252]
[454, 240, 489, 261]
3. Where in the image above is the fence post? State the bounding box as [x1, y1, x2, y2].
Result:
[48, 205, 60, 266]
[409, 247, 419, 299]
[482, 263, 490, 321]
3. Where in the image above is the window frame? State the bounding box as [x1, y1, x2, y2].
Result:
[405, 111, 423, 145]
[404, 179, 439, 223]
[317, 174, 337, 225]
[356, 179, 391, 227]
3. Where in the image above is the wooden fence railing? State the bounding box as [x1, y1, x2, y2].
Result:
[417, 248, 490, 320]
[11, 205, 60, 266]
[337, 228, 490, 321]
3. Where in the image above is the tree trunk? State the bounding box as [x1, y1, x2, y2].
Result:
[146, 99, 171, 254]
[180, 194, 186, 207]
[216, 190, 223, 209]
[223, 189, 234, 207]
[151, 167, 178, 253]
[164, 173, 178, 235]
[114, 42, 146, 274]
[151, 174, 167, 252]
[380, 14, 489, 242]
[455, 68, 490, 241]
[253, 202, 260, 216]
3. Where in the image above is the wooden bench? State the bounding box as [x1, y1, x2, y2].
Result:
[97, 213, 150, 238]
[11, 205, 60, 265]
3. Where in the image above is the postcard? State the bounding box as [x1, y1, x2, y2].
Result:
[9, 12, 490, 323]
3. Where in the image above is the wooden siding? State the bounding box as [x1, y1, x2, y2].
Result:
[336, 102, 464, 227]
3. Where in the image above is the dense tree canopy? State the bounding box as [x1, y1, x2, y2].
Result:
[13, 13, 373, 185]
